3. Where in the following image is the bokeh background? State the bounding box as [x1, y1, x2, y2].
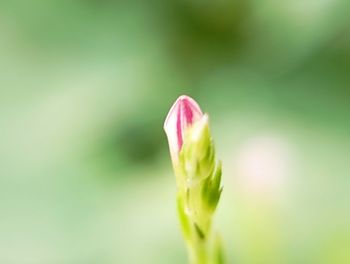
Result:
[1, 1, 350, 263]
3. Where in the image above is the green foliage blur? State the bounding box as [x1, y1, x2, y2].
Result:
[0, 1, 349, 263]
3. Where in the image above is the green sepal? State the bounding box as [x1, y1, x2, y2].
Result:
[201, 161, 223, 213]
[177, 193, 191, 241]
[179, 118, 216, 186]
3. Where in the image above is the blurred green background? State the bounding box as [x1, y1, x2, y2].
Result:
[1, 0, 350, 263]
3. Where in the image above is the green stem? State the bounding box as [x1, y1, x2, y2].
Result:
[188, 239, 207, 264]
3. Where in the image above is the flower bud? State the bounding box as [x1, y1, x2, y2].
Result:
[164, 95, 224, 263]
[164, 95, 203, 165]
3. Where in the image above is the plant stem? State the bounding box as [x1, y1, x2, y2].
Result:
[189, 239, 207, 264]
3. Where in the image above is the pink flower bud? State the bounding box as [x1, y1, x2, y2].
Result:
[164, 95, 203, 163]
